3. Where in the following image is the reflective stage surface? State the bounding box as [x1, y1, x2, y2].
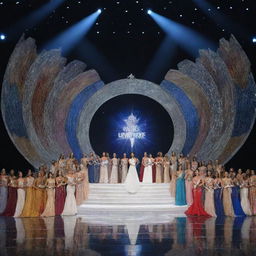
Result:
[0, 215, 255, 256]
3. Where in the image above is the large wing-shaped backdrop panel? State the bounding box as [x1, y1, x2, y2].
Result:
[1, 35, 256, 168]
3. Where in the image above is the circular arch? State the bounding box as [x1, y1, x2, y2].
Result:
[76, 78, 187, 155]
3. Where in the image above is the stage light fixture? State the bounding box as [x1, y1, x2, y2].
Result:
[97, 9, 102, 14]
[0, 34, 6, 40]
[252, 37, 256, 43]
[147, 10, 152, 15]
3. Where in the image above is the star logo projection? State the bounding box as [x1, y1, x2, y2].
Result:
[89, 94, 174, 159]
[118, 113, 146, 149]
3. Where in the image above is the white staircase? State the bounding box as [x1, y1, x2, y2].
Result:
[78, 183, 187, 214]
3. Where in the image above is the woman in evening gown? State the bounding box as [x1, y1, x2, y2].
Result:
[150, 154, 156, 183]
[222, 171, 235, 217]
[94, 155, 101, 183]
[62, 169, 77, 216]
[163, 155, 171, 183]
[87, 152, 95, 183]
[191, 157, 198, 172]
[58, 154, 66, 175]
[99, 152, 109, 183]
[14, 171, 26, 217]
[204, 171, 216, 217]
[213, 173, 225, 216]
[240, 174, 252, 216]
[155, 152, 164, 183]
[249, 170, 256, 215]
[30, 170, 47, 217]
[110, 153, 119, 184]
[0, 169, 8, 214]
[41, 172, 56, 217]
[80, 153, 89, 199]
[185, 170, 210, 216]
[231, 173, 246, 216]
[175, 165, 186, 206]
[120, 153, 128, 183]
[170, 152, 177, 197]
[185, 163, 193, 206]
[2, 169, 17, 216]
[55, 170, 66, 216]
[75, 167, 85, 205]
[124, 153, 140, 194]
[20, 170, 34, 217]
[142, 154, 153, 183]
[139, 152, 147, 182]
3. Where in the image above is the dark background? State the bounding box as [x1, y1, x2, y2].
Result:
[89, 94, 174, 159]
[0, 0, 255, 170]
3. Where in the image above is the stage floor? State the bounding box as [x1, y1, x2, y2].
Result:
[0, 214, 255, 256]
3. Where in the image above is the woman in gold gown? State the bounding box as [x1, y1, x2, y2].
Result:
[20, 170, 34, 217]
[222, 172, 235, 217]
[30, 170, 47, 217]
[41, 172, 56, 217]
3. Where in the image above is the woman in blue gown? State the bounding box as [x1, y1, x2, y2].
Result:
[88, 152, 95, 183]
[231, 175, 246, 216]
[213, 173, 225, 216]
[175, 165, 187, 206]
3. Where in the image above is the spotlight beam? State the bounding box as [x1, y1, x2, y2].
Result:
[149, 11, 216, 57]
[43, 10, 101, 55]
[192, 0, 249, 38]
[7, 0, 66, 39]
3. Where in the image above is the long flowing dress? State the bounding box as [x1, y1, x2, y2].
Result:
[185, 179, 210, 216]
[2, 177, 17, 216]
[222, 179, 235, 217]
[204, 178, 216, 217]
[20, 176, 34, 217]
[80, 159, 89, 200]
[99, 159, 109, 184]
[55, 177, 66, 216]
[14, 179, 26, 217]
[41, 179, 55, 217]
[121, 158, 128, 183]
[62, 176, 77, 216]
[155, 159, 163, 183]
[29, 177, 47, 217]
[185, 171, 193, 206]
[163, 161, 171, 183]
[139, 160, 145, 183]
[142, 158, 153, 183]
[170, 157, 177, 197]
[88, 160, 95, 183]
[175, 172, 186, 206]
[0, 175, 8, 214]
[249, 176, 256, 215]
[214, 179, 224, 216]
[94, 159, 100, 183]
[124, 158, 141, 194]
[231, 185, 246, 216]
[75, 171, 84, 205]
[240, 181, 252, 216]
[110, 158, 119, 184]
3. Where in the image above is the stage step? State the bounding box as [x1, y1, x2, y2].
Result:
[77, 183, 186, 213]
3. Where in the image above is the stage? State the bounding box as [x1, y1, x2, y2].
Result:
[78, 183, 188, 214]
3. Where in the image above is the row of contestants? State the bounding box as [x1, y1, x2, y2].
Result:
[0, 164, 89, 218]
[175, 167, 256, 217]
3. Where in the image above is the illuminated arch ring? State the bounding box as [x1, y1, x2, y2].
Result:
[76, 78, 187, 156]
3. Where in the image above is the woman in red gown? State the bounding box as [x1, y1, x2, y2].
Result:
[139, 152, 147, 182]
[2, 169, 17, 216]
[55, 170, 67, 215]
[185, 169, 210, 216]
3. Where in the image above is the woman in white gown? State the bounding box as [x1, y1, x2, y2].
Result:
[14, 171, 26, 217]
[62, 170, 77, 216]
[120, 153, 129, 183]
[99, 152, 109, 183]
[124, 153, 141, 194]
[142, 155, 153, 183]
[110, 153, 119, 184]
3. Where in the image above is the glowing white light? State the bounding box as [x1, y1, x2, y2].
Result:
[147, 10, 152, 15]
[97, 9, 102, 14]
[118, 113, 146, 149]
[0, 34, 6, 40]
[252, 37, 256, 43]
